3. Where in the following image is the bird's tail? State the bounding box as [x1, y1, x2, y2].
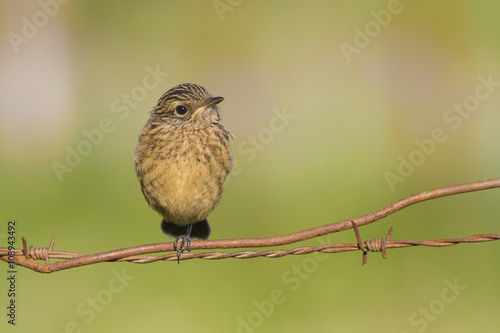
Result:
[161, 219, 211, 240]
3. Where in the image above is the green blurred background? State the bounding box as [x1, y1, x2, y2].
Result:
[1, 1, 499, 332]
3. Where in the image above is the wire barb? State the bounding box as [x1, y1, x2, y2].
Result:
[351, 221, 392, 265]
[22, 236, 55, 266]
[365, 227, 393, 260]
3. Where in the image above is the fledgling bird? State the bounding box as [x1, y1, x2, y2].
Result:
[134, 83, 233, 261]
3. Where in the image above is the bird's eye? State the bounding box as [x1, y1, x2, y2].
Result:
[175, 105, 188, 116]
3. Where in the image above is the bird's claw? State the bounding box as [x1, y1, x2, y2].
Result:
[173, 234, 192, 264]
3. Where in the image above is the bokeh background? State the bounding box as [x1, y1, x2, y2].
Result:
[1, 1, 499, 332]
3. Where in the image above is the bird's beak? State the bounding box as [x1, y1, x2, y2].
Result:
[192, 97, 224, 118]
[205, 96, 224, 107]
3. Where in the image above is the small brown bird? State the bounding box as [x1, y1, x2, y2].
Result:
[134, 83, 233, 261]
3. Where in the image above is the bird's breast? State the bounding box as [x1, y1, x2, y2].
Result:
[135, 124, 232, 224]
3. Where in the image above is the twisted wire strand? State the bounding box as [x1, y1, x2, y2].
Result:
[2, 233, 498, 266]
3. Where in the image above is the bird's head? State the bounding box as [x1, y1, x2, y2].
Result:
[152, 83, 224, 129]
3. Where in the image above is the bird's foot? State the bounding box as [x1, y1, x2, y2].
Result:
[173, 224, 193, 264]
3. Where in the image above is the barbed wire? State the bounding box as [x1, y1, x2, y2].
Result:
[1, 178, 500, 273]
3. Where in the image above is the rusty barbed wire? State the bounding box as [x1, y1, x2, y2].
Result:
[1, 231, 499, 266]
[1, 178, 500, 273]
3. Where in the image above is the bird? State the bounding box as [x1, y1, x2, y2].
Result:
[134, 83, 233, 262]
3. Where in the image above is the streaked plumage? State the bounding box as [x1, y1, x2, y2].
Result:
[134, 83, 232, 260]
